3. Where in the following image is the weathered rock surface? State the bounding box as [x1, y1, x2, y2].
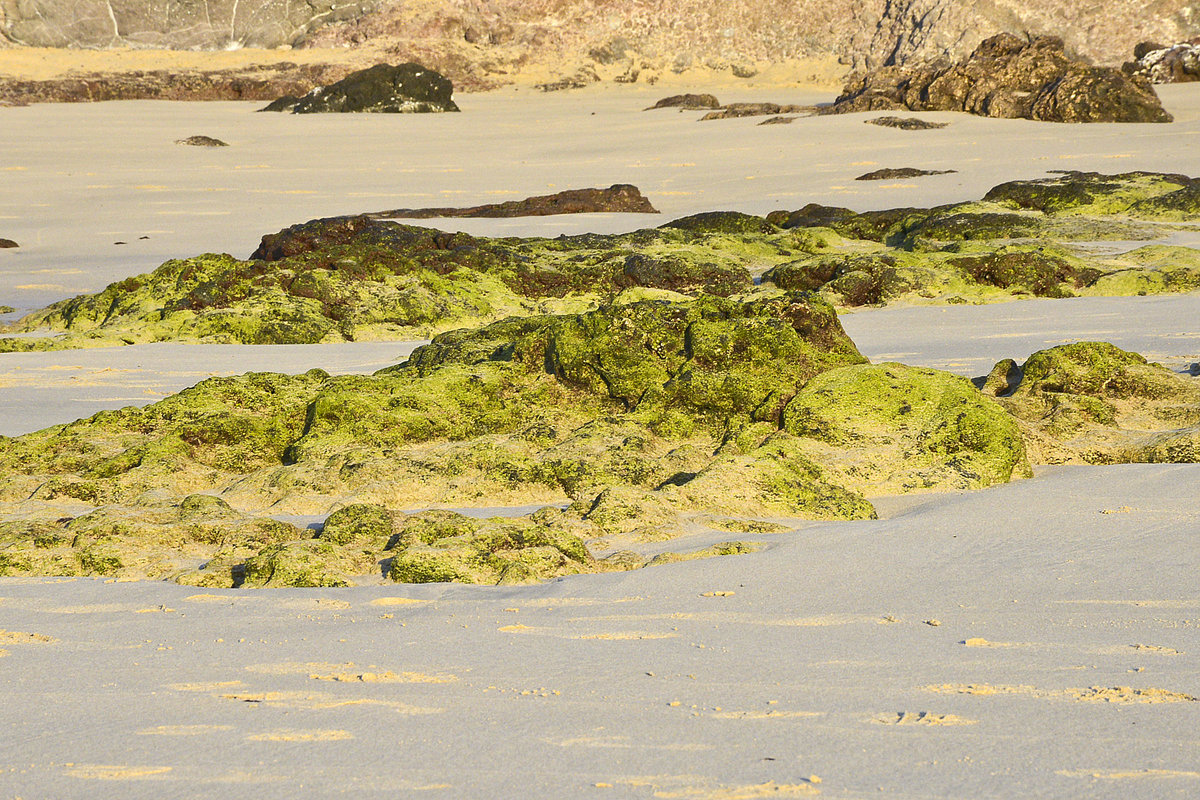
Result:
[0, 0, 372, 49]
[856, 167, 956, 180]
[700, 102, 816, 120]
[0, 61, 363, 105]
[826, 34, 1173, 123]
[367, 185, 658, 218]
[1124, 40, 1200, 83]
[5, 171, 1200, 352]
[645, 94, 721, 110]
[984, 342, 1200, 465]
[0, 238, 17, 248]
[260, 62, 457, 113]
[175, 136, 228, 147]
[865, 116, 949, 129]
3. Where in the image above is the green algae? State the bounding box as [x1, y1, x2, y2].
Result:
[782, 363, 1031, 493]
[989, 342, 1200, 464]
[5, 172, 1200, 353]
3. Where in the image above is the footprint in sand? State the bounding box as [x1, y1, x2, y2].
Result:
[246, 729, 354, 742]
[0, 629, 56, 644]
[64, 764, 172, 780]
[871, 711, 977, 726]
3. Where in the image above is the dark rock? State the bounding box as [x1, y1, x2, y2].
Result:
[0, 239, 17, 249]
[865, 116, 949, 130]
[367, 185, 658, 218]
[645, 93, 721, 110]
[768, 204, 922, 243]
[757, 116, 797, 125]
[175, 136, 229, 147]
[0, 62, 362, 105]
[825, 34, 1172, 123]
[946, 252, 1098, 297]
[700, 102, 816, 120]
[1124, 41, 1200, 84]
[659, 211, 776, 235]
[984, 171, 1196, 217]
[261, 63, 458, 114]
[856, 167, 957, 180]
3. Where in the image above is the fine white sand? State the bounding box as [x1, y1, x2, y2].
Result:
[1, 83, 1200, 799]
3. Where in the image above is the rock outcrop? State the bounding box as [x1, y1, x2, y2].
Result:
[1124, 40, 1200, 83]
[5, 171, 1200, 352]
[366, 184, 658, 218]
[825, 34, 1173, 123]
[261, 62, 457, 113]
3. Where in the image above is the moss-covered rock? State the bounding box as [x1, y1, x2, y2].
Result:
[991, 342, 1200, 464]
[319, 503, 396, 545]
[782, 363, 1031, 493]
[242, 540, 364, 587]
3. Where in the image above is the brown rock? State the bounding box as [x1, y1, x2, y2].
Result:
[0, 238, 18, 248]
[825, 34, 1173, 123]
[700, 102, 816, 120]
[367, 185, 659, 218]
[1124, 41, 1200, 84]
[855, 167, 956, 180]
[865, 116, 949, 130]
[645, 93, 721, 110]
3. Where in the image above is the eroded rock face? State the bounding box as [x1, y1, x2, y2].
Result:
[261, 62, 458, 113]
[985, 342, 1200, 465]
[826, 33, 1173, 123]
[0, 0, 373, 49]
[366, 184, 658, 218]
[1124, 41, 1200, 83]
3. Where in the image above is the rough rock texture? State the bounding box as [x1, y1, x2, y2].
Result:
[826, 34, 1174, 123]
[6, 172, 1200, 352]
[0, 0, 374, 49]
[260, 62, 457, 113]
[985, 342, 1200, 465]
[0, 61, 365, 105]
[856, 167, 956, 180]
[0, 238, 17, 248]
[699, 102, 816, 120]
[1124, 40, 1200, 83]
[855, 0, 1200, 70]
[175, 135, 228, 147]
[645, 94, 721, 110]
[865, 116, 949, 129]
[367, 184, 658, 218]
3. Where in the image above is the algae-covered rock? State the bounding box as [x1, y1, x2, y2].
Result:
[242, 540, 364, 587]
[320, 503, 396, 545]
[983, 171, 1196, 219]
[782, 363, 1031, 493]
[386, 512, 594, 585]
[262, 63, 459, 114]
[990, 342, 1200, 464]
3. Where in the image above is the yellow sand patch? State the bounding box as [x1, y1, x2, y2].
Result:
[65, 765, 172, 780]
[521, 596, 644, 608]
[651, 780, 820, 798]
[707, 710, 822, 720]
[170, 680, 245, 692]
[368, 597, 426, 606]
[962, 638, 1031, 648]
[135, 606, 176, 614]
[575, 632, 680, 640]
[246, 729, 354, 742]
[0, 630, 55, 644]
[1130, 644, 1184, 655]
[700, 591, 735, 597]
[138, 725, 234, 736]
[1058, 769, 1200, 780]
[927, 683, 1197, 703]
[310, 670, 459, 684]
[1070, 686, 1197, 704]
[499, 623, 535, 633]
[871, 711, 977, 726]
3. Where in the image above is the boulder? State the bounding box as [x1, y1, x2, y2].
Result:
[826, 34, 1173, 123]
[855, 167, 956, 180]
[1124, 41, 1200, 84]
[261, 63, 458, 114]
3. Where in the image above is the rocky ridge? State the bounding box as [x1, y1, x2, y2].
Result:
[4, 171, 1200, 353]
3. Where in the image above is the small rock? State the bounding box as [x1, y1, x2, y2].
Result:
[644, 93, 720, 110]
[866, 116, 949, 130]
[924, 619, 942, 626]
[757, 116, 797, 125]
[0, 238, 18, 248]
[175, 135, 229, 147]
[856, 167, 957, 181]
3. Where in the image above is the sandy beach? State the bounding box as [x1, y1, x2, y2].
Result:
[2, 77, 1200, 799]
